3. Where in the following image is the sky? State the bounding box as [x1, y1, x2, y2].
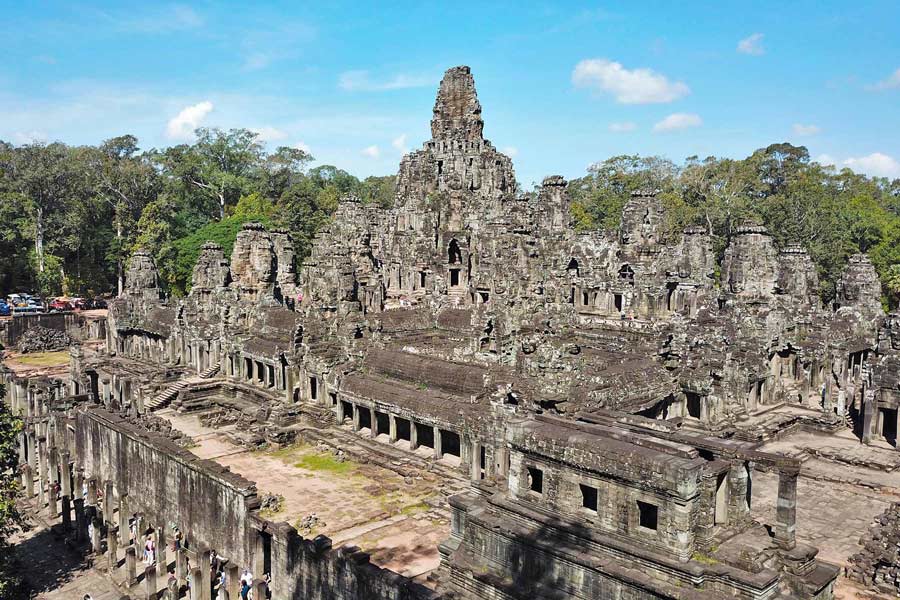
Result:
[2, 1, 899, 188]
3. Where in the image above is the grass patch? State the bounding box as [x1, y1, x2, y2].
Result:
[294, 453, 356, 475]
[10, 351, 70, 367]
[399, 501, 430, 516]
[691, 551, 719, 565]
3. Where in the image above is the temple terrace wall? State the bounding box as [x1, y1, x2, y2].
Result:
[71, 404, 438, 600]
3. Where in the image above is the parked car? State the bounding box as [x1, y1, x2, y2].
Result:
[49, 298, 73, 312]
[0, 300, 11, 317]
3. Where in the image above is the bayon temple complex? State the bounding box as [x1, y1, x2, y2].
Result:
[7, 65, 900, 599]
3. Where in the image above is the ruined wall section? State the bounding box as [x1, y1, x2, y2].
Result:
[75, 406, 258, 566]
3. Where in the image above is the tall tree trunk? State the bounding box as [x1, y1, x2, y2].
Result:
[219, 194, 225, 220]
[35, 205, 45, 273]
[116, 218, 124, 296]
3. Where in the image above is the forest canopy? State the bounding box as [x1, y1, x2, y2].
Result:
[1, 133, 898, 307]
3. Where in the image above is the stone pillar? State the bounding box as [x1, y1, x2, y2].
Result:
[87, 477, 99, 506]
[74, 498, 86, 542]
[18, 432, 27, 465]
[125, 545, 138, 586]
[199, 545, 212, 600]
[336, 399, 344, 423]
[60, 452, 72, 497]
[389, 414, 398, 442]
[189, 567, 203, 600]
[37, 438, 47, 507]
[48, 482, 59, 518]
[166, 576, 179, 600]
[61, 495, 72, 529]
[252, 581, 267, 600]
[145, 563, 158, 600]
[108, 526, 119, 570]
[774, 466, 799, 550]
[119, 494, 131, 546]
[74, 469, 85, 500]
[175, 548, 187, 588]
[253, 532, 266, 580]
[352, 404, 360, 431]
[225, 564, 240, 600]
[48, 445, 59, 485]
[434, 427, 442, 459]
[91, 516, 103, 554]
[22, 464, 33, 498]
[410, 422, 419, 450]
[156, 526, 167, 576]
[727, 461, 751, 522]
[103, 480, 114, 524]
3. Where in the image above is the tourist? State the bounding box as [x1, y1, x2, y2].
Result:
[240, 568, 253, 599]
[144, 535, 156, 565]
[173, 526, 183, 550]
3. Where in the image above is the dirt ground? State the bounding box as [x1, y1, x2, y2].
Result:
[161, 409, 452, 581]
[2, 349, 72, 379]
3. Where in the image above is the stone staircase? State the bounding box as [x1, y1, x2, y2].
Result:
[145, 363, 221, 411]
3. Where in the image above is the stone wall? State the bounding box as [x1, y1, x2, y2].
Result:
[72, 405, 439, 600]
[0, 312, 106, 348]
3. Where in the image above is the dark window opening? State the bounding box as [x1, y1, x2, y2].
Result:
[582, 291, 589, 306]
[437, 160, 443, 175]
[666, 282, 677, 311]
[527, 466, 544, 494]
[375, 411, 390, 436]
[614, 294, 623, 312]
[256, 361, 265, 383]
[638, 500, 658, 530]
[267, 364, 275, 388]
[358, 406, 372, 431]
[309, 376, 318, 401]
[416, 423, 434, 449]
[505, 392, 519, 406]
[618, 264, 635, 284]
[441, 430, 461, 457]
[883, 408, 898, 445]
[479, 291, 489, 303]
[686, 392, 702, 419]
[566, 258, 579, 277]
[450, 269, 460, 287]
[420, 272, 427, 287]
[448, 239, 462, 264]
[244, 358, 252, 380]
[340, 400, 353, 424]
[329, 391, 338, 406]
[569, 286, 575, 304]
[580, 484, 598, 511]
[479, 445, 487, 479]
[396, 417, 411, 442]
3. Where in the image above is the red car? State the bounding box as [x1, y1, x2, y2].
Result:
[49, 298, 73, 312]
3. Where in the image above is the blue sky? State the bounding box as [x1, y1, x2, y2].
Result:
[2, 1, 899, 187]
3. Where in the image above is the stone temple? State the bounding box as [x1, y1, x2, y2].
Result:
[7, 65, 900, 599]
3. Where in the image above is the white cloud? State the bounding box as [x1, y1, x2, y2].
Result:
[869, 68, 900, 91]
[339, 70, 434, 92]
[814, 154, 836, 167]
[608, 121, 637, 132]
[362, 145, 381, 158]
[792, 123, 821, 136]
[652, 113, 702, 133]
[294, 141, 311, 154]
[843, 153, 900, 178]
[165, 100, 213, 140]
[502, 146, 519, 157]
[737, 33, 765, 56]
[11, 130, 47, 144]
[572, 58, 689, 104]
[110, 4, 205, 33]
[252, 126, 288, 142]
[392, 134, 409, 154]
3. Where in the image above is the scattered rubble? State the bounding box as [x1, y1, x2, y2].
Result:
[848, 503, 900, 595]
[16, 326, 71, 353]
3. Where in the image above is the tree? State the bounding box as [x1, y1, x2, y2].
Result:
[158, 128, 265, 220]
[0, 385, 25, 597]
[0, 143, 80, 277]
[89, 135, 159, 295]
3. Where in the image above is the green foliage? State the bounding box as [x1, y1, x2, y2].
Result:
[0, 385, 25, 596]
[169, 194, 276, 296]
[573, 145, 900, 306]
